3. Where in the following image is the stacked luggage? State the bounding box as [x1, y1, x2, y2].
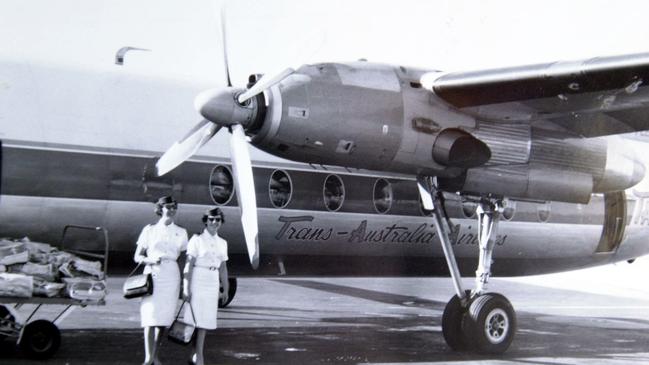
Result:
[0, 238, 106, 302]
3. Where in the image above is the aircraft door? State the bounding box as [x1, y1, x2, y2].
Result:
[595, 191, 626, 253]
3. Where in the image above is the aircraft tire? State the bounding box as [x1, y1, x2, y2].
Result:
[218, 277, 238, 308]
[19, 320, 61, 360]
[441, 293, 469, 351]
[462, 293, 516, 354]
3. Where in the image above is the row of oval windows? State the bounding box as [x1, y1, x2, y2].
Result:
[209, 165, 552, 221]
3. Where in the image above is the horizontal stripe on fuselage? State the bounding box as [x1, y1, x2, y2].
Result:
[0, 144, 611, 224]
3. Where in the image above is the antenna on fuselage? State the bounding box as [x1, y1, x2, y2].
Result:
[114, 46, 151, 66]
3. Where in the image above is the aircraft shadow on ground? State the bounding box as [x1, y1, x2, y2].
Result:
[272, 278, 448, 310]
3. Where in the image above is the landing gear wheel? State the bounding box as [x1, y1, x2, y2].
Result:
[442, 293, 469, 351]
[219, 277, 238, 308]
[19, 320, 61, 360]
[462, 293, 516, 354]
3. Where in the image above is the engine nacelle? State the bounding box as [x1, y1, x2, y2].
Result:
[251, 62, 480, 177]
[439, 133, 645, 204]
[432, 129, 490, 168]
[249, 61, 645, 204]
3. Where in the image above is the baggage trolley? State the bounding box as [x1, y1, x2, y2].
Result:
[0, 225, 109, 359]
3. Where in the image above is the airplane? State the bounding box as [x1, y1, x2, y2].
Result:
[2, 1, 649, 356]
[151, 8, 649, 353]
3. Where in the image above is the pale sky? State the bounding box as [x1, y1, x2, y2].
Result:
[2, 0, 649, 160]
[3, 0, 649, 85]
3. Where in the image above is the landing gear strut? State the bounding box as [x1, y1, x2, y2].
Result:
[418, 177, 516, 354]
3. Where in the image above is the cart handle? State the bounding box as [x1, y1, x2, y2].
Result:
[60, 225, 110, 278]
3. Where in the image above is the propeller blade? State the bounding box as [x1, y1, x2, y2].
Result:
[237, 67, 295, 104]
[156, 120, 221, 176]
[229, 124, 260, 269]
[218, 1, 232, 87]
[417, 179, 434, 211]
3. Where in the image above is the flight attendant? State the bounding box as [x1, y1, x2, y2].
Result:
[183, 207, 229, 365]
[133, 196, 188, 365]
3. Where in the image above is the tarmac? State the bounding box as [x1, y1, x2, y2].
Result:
[1, 258, 648, 364]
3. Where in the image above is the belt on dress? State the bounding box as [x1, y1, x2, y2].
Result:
[154, 258, 175, 264]
[195, 265, 218, 271]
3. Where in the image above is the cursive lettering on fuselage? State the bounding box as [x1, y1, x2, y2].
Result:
[273, 216, 507, 246]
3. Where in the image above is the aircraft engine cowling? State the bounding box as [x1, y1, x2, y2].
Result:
[438, 133, 645, 204]
[432, 129, 491, 168]
[247, 62, 645, 204]
[251, 63, 479, 178]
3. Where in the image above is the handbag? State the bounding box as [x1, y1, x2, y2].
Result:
[168, 300, 196, 345]
[122, 262, 153, 299]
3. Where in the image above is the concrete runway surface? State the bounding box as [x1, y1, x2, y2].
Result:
[1, 258, 648, 364]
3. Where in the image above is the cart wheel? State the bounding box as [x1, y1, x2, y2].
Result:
[20, 320, 61, 360]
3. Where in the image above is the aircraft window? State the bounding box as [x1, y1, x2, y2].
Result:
[373, 178, 393, 214]
[209, 165, 234, 205]
[502, 200, 516, 221]
[462, 200, 477, 218]
[269, 170, 292, 208]
[537, 202, 551, 223]
[323, 174, 345, 212]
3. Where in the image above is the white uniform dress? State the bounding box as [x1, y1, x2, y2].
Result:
[185, 230, 228, 330]
[136, 221, 188, 327]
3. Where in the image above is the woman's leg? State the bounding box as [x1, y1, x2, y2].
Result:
[153, 326, 164, 364]
[194, 329, 206, 365]
[143, 326, 155, 364]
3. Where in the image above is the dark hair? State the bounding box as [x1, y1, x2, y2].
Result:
[202, 207, 225, 224]
[154, 196, 177, 216]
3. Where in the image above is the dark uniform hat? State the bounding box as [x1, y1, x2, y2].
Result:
[156, 195, 177, 206]
[202, 207, 225, 224]
[154, 195, 178, 216]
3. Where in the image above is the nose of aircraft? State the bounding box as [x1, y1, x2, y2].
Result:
[194, 87, 256, 129]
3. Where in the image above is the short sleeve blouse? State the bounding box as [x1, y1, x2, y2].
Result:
[187, 230, 228, 268]
[136, 221, 188, 261]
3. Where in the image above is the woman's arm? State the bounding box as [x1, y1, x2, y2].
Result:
[219, 261, 229, 304]
[183, 255, 195, 301]
[133, 243, 158, 265]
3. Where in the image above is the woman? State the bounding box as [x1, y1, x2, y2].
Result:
[183, 207, 229, 365]
[133, 196, 188, 365]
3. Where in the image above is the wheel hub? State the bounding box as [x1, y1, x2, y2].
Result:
[484, 308, 509, 344]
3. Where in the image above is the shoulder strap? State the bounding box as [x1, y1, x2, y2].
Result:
[174, 300, 196, 322]
[126, 261, 143, 278]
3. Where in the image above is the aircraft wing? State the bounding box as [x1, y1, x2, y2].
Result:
[421, 52, 649, 137]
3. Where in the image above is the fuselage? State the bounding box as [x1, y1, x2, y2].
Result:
[2, 59, 649, 276]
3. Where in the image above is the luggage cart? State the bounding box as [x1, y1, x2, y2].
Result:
[0, 225, 109, 359]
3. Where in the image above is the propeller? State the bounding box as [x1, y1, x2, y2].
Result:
[237, 67, 295, 103]
[229, 124, 259, 268]
[156, 2, 322, 269]
[236, 23, 325, 104]
[156, 120, 220, 176]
